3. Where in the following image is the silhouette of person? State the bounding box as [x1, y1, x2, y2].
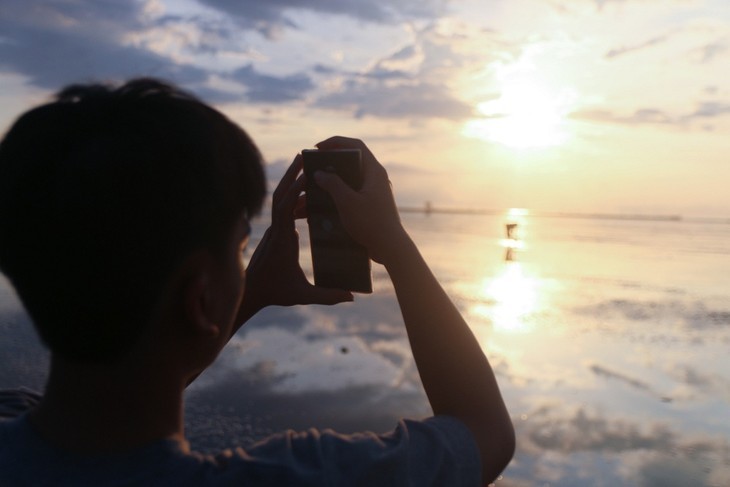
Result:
[0, 78, 513, 485]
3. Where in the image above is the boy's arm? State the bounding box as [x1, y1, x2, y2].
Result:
[385, 234, 515, 484]
[313, 136, 515, 484]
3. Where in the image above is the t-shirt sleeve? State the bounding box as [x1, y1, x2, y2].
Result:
[0, 388, 42, 420]
[210, 415, 482, 486]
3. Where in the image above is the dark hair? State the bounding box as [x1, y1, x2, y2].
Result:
[0, 78, 266, 363]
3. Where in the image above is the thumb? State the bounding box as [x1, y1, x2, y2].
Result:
[314, 171, 358, 205]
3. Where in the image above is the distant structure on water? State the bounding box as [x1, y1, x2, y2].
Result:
[504, 223, 520, 262]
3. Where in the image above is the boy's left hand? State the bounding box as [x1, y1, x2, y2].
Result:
[236, 154, 353, 325]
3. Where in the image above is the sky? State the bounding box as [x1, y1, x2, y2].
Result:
[1, 0, 728, 217]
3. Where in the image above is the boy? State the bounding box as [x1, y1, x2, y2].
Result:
[0, 78, 514, 485]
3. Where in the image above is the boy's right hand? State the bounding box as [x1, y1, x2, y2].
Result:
[311, 137, 411, 266]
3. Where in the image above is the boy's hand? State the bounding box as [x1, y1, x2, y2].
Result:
[237, 155, 352, 324]
[311, 137, 410, 266]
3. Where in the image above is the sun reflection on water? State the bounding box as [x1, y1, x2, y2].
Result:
[469, 209, 541, 333]
[476, 262, 540, 334]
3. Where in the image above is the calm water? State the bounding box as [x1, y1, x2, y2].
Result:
[1, 212, 729, 486]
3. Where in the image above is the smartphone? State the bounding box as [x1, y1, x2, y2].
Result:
[302, 149, 372, 293]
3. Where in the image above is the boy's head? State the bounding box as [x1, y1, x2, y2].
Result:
[0, 78, 266, 364]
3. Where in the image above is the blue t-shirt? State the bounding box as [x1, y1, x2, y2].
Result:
[0, 389, 481, 486]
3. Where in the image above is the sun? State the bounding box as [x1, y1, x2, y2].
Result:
[464, 59, 576, 150]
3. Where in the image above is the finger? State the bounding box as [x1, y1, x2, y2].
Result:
[282, 174, 305, 209]
[272, 154, 303, 207]
[302, 285, 354, 305]
[315, 136, 379, 178]
[315, 135, 362, 150]
[315, 136, 371, 159]
[273, 174, 305, 225]
[293, 194, 307, 220]
[314, 171, 358, 205]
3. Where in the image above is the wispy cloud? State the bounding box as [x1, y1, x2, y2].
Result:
[196, 0, 449, 38]
[232, 64, 314, 103]
[524, 405, 675, 453]
[316, 81, 473, 120]
[605, 35, 669, 59]
[546, 0, 670, 14]
[572, 101, 730, 128]
[312, 21, 495, 120]
[690, 39, 729, 63]
[513, 403, 730, 485]
[684, 101, 730, 122]
[589, 364, 651, 391]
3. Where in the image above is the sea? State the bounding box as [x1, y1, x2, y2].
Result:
[1, 210, 728, 486]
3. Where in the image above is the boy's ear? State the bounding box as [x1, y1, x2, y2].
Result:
[180, 252, 222, 339]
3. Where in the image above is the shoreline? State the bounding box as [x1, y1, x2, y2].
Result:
[398, 206, 730, 225]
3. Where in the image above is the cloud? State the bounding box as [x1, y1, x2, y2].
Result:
[139, 14, 238, 57]
[546, 0, 690, 16]
[513, 404, 730, 486]
[573, 298, 730, 330]
[669, 364, 714, 389]
[605, 35, 668, 59]
[592, 0, 650, 8]
[571, 108, 672, 125]
[231, 64, 314, 103]
[316, 80, 473, 120]
[684, 101, 730, 121]
[182, 298, 430, 452]
[0, 24, 208, 89]
[0, 1, 484, 121]
[572, 101, 730, 128]
[690, 40, 729, 63]
[0, 0, 323, 105]
[666, 363, 730, 400]
[634, 453, 717, 487]
[589, 364, 651, 391]
[311, 22, 485, 120]
[524, 405, 675, 454]
[0, 0, 210, 90]
[586, 0, 667, 9]
[0, 0, 144, 37]
[196, 0, 448, 38]
[185, 373, 429, 453]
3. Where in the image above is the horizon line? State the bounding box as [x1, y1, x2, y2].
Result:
[397, 205, 730, 224]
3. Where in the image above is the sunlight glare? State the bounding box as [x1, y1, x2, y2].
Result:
[464, 54, 576, 150]
[477, 263, 539, 333]
[508, 208, 530, 218]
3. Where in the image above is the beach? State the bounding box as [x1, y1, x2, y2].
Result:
[1, 211, 729, 486]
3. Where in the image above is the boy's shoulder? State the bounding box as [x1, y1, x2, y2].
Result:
[0, 406, 480, 486]
[0, 413, 200, 486]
